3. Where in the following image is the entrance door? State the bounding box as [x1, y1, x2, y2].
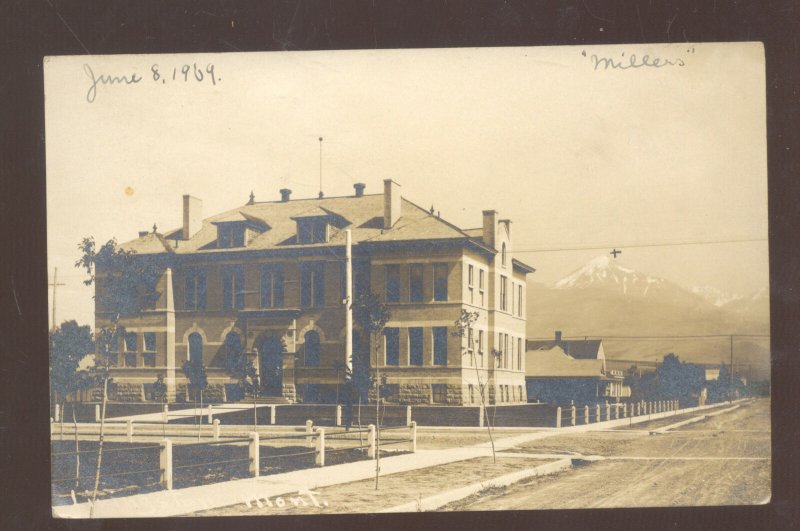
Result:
[259, 336, 284, 397]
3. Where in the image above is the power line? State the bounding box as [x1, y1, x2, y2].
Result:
[527, 334, 770, 340]
[512, 237, 767, 253]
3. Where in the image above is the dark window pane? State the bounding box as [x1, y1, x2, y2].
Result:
[188, 333, 203, 363]
[385, 328, 399, 365]
[409, 327, 423, 366]
[124, 332, 137, 352]
[185, 273, 196, 310]
[313, 263, 325, 307]
[409, 264, 424, 302]
[274, 267, 284, 307]
[197, 270, 206, 310]
[144, 332, 156, 352]
[313, 222, 327, 243]
[301, 266, 312, 306]
[434, 263, 448, 301]
[433, 327, 447, 366]
[261, 267, 273, 307]
[386, 265, 400, 303]
[305, 331, 320, 366]
[235, 267, 245, 309]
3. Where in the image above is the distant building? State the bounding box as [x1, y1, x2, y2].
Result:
[524, 337, 630, 404]
[94, 180, 535, 405]
[527, 331, 607, 371]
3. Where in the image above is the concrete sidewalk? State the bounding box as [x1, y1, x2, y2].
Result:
[53, 400, 744, 518]
[108, 403, 271, 423]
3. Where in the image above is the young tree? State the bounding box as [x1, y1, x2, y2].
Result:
[50, 320, 94, 439]
[181, 358, 209, 440]
[452, 310, 498, 463]
[352, 291, 390, 490]
[152, 374, 168, 437]
[331, 359, 346, 404]
[75, 236, 162, 515]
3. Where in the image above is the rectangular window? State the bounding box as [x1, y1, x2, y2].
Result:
[385, 328, 400, 366]
[312, 222, 327, 243]
[385, 265, 401, 303]
[517, 284, 523, 316]
[519, 385, 523, 402]
[468, 384, 475, 404]
[433, 263, 448, 301]
[300, 262, 325, 307]
[479, 269, 485, 306]
[261, 264, 284, 308]
[124, 332, 137, 352]
[468, 264, 474, 287]
[124, 352, 137, 368]
[184, 268, 207, 310]
[218, 225, 244, 248]
[409, 327, 423, 366]
[517, 338, 522, 370]
[478, 330, 484, 356]
[500, 275, 508, 311]
[353, 259, 371, 297]
[409, 264, 424, 302]
[143, 332, 156, 352]
[433, 327, 448, 366]
[143, 353, 156, 368]
[431, 384, 447, 404]
[505, 334, 509, 368]
[222, 265, 245, 310]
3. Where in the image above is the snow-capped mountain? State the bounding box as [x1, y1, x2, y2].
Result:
[527, 256, 770, 379]
[690, 285, 745, 307]
[553, 255, 696, 302]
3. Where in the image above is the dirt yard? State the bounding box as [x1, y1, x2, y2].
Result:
[444, 399, 771, 510]
[191, 456, 548, 516]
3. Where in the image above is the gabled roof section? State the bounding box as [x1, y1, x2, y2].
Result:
[120, 232, 175, 254]
[525, 346, 606, 378]
[526, 338, 603, 360]
[118, 191, 528, 261]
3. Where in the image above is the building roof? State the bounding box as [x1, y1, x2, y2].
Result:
[526, 338, 603, 360]
[121, 191, 536, 272]
[525, 346, 607, 378]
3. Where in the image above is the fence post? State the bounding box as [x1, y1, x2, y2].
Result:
[478, 405, 485, 428]
[367, 424, 376, 459]
[605, 403, 611, 421]
[406, 405, 412, 427]
[584, 405, 589, 424]
[207, 404, 213, 424]
[54, 404, 60, 423]
[213, 419, 220, 440]
[50, 417, 54, 434]
[270, 405, 276, 425]
[315, 428, 325, 467]
[95, 404, 100, 422]
[335, 405, 342, 427]
[555, 407, 562, 428]
[570, 405, 576, 426]
[409, 421, 417, 453]
[249, 432, 260, 477]
[305, 420, 314, 447]
[160, 438, 173, 490]
[127, 420, 134, 443]
[622, 403, 627, 418]
[595, 404, 601, 422]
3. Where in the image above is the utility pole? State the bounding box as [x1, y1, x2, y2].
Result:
[318, 136, 324, 198]
[345, 229, 353, 374]
[49, 267, 65, 330]
[729, 335, 734, 403]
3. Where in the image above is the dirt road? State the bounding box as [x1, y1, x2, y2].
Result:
[445, 399, 770, 510]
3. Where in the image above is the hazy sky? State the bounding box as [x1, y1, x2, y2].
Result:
[45, 43, 768, 328]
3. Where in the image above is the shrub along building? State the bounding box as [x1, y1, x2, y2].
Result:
[95, 180, 534, 405]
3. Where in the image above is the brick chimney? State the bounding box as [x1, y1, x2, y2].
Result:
[482, 210, 497, 249]
[182, 195, 202, 240]
[280, 188, 292, 202]
[555, 330, 562, 342]
[354, 182, 366, 197]
[383, 179, 401, 228]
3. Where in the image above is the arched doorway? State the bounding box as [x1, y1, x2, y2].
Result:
[258, 336, 284, 397]
[188, 332, 203, 363]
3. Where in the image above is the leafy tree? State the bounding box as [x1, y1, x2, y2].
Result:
[76, 236, 162, 515]
[182, 357, 209, 440]
[352, 290, 390, 490]
[452, 310, 498, 463]
[225, 346, 260, 429]
[50, 320, 94, 437]
[152, 374, 168, 436]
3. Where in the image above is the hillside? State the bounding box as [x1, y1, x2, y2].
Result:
[526, 256, 770, 380]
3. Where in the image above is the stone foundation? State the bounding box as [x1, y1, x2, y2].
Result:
[108, 383, 145, 402]
[282, 384, 296, 403]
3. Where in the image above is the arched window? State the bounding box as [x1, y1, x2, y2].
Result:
[305, 331, 320, 366]
[188, 332, 203, 363]
[224, 331, 242, 355]
[501, 242, 507, 266]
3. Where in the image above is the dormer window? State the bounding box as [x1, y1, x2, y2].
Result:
[292, 207, 350, 245]
[298, 220, 329, 244]
[218, 224, 245, 248]
[211, 212, 270, 249]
